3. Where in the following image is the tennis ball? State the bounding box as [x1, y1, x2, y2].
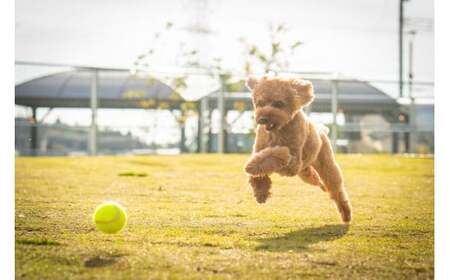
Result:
[93, 201, 127, 234]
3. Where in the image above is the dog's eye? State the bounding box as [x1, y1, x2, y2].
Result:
[255, 101, 265, 107]
[272, 101, 285, 108]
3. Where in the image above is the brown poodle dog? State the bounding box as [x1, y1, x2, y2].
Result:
[244, 76, 352, 223]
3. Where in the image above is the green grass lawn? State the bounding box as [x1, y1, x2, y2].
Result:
[15, 154, 434, 279]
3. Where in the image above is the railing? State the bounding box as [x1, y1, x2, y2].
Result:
[15, 121, 434, 156]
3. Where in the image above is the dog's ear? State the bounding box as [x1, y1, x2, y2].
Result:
[246, 76, 258, 91]
[290, 79, 314, 107]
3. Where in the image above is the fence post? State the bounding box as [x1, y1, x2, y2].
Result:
[31, 107, 38, 156]
[89, 70, 98, 156]
[200, 97, 209, 153]
[180, 121, 186, 153]
[196, 102, 202, 153]
[331, 73, 338, 151]
[409, 96, 416, 153]
[217, 79, 225, 153]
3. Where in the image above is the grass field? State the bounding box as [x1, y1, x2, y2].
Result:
[15, 154, 434, 279]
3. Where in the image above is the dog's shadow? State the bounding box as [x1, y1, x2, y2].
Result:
[255, 224, 349, 252]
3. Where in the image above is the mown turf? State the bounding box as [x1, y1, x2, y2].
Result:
[15, 154, 434, 279]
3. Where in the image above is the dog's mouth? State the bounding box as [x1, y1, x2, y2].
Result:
[264, 123, 277, 131]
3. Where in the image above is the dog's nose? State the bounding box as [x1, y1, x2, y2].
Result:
[258, 117, 269, 124]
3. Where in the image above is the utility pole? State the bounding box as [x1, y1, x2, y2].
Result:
[408, 31, 416, 100]
[399, 0, 407, 98]
[408, 30, 417, 153]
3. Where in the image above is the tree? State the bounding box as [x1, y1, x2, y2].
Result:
[240, 23, 303, 76]
[130, 22, 199, 131]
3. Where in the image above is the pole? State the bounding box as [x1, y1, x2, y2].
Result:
[217, 78, 225, 153]
[399, 0, 405, 98]
[31, 107, 38, 156]
[180, 122, 186, 153]
[331, 73, 338, 151]
[208, 110, 213, 153]
[196, 102, 202, 153]
[408, 30, 416, 153]
[89, 70, 98, 156]
[200, 97, 209, 153]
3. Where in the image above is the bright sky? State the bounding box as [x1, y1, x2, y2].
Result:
[15, 0, 434, 143]
[16, 0, 434, 81]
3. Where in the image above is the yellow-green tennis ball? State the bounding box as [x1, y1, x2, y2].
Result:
[93, 201, 127, 234]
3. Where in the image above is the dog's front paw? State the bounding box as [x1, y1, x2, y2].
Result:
[244, 160, 259, 176]
[244, 147, 290, 176]
[254, 189, 271, 203]
[248, 175, 272, 203]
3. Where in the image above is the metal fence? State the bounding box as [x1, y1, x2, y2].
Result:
[15, 112, 434, 156]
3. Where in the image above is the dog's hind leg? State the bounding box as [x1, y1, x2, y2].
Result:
[313, 135, 352, 223]
[298, 166, 327, 192]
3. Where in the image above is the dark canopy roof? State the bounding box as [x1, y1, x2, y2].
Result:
[15, 70, 185, 109]
[204, 79, 399, 114]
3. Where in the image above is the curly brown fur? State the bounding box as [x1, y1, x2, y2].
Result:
[244, 76, 352, 223]
[245, 146, 290, 176]
[248, 175, 272, 203]
[298, 166, 327, 192]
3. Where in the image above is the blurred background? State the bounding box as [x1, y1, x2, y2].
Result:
[15, 0, 434, 156]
